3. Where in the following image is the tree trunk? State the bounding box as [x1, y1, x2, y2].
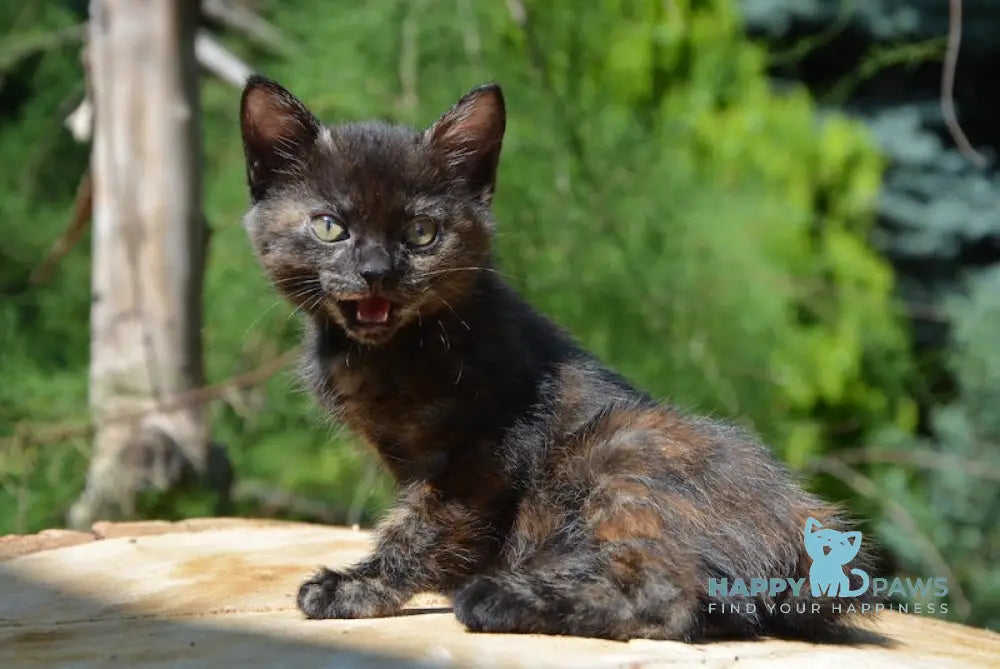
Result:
[70, 0, 223, 527]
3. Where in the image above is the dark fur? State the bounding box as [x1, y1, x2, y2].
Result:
[239, 76, 876, 641]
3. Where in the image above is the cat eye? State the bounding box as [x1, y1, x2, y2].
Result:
[309, 215, 348, 243]
[402, 218, 438, 248]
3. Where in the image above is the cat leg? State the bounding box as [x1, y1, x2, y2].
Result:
[454, 456, 708, 640]
[453, 536, 702, 640]
[298, 482, 495, 619]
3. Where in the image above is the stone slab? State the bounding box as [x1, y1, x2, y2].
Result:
[1, 519, 997, 668]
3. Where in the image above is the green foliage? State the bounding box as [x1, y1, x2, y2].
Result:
[476, 0, 913, 469]
[871, 268, 1000, 629]
[1, 0, 907, 541]
[741, 0, 1000, 630]
[0, 0, 91, 532]
[7, 0, 995, 629]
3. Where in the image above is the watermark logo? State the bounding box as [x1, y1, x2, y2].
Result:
[803, 517, 869, 597]
[706, 517, 950, 616]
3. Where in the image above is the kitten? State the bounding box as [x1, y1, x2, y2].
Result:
[239, 76, 875, 641]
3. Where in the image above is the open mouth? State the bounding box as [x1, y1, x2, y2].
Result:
[337, 296, 394, 329]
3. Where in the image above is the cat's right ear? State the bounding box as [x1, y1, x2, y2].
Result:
[804, 517, 822, 536]
[240, 75, 320, 201]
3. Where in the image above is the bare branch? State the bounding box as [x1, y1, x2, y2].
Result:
[505, 0, 526, 26]
[827, 447, 1000, 482]
[2, 349, 299, 451]
[809, 457, 972, 619]
[0, 23, 85, 73]
[65, 97, 93, 142]
[942, 0, 987, 168]
[64, 40, 93, 142]
[396, 6, 419, 116]
[233, 479, 345, 525]
[30, 170, 93, 284]
[456, 0, 481, 65]
[195, 29, 253, 88]
[201, 0, 291, 54]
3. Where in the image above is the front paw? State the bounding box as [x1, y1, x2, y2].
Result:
[298, 568, 348, 619]
[453, 576, 535, 633]
[297, 568, 397, 619]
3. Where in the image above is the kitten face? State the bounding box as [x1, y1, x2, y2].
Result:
[239, 77, 505, 344]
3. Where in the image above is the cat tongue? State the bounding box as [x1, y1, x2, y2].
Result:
[356, 296, 391, 324]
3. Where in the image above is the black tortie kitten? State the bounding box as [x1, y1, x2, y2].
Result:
[238, 76, 874, 641]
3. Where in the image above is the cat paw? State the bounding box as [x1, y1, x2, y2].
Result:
[453, 576, 535, 633]
[297, 568, 347, 619]
[297, 568, 395, 619]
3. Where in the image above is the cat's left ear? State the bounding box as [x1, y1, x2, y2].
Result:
[426, 84, 506, 203]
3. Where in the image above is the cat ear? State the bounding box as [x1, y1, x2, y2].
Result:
[426, 83, 506, 203]
[842, 531, 862, 559]
[804, 517, 822, 536]
[240, 75, 320, 201]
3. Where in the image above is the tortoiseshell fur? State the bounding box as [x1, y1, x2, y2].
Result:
[239, 76, 874, 641]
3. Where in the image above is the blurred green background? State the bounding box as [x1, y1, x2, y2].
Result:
[1, 0, 998, 629]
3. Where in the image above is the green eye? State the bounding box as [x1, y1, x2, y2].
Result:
[403, 218, 438, 247]
[310, 215, 347, 243]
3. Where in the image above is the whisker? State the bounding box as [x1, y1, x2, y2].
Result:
[421, 266, 517, 281]
[437, 319, 451, 350]
[284, 285, 322, 302]
[286, 300, 306, 325]
[428, 290, 471, 331]
[242, 298, 287, 344]
[305, 291, 327, 315]
[272, 275, 320, 287]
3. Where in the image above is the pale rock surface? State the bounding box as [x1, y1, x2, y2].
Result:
[1, 518, 997, 668]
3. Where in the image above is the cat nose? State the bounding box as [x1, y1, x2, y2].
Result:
[358, 261, 393, 286]
[356, 244, 395, 287]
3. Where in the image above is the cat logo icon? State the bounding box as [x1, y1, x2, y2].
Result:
[803, 517, 871, 597]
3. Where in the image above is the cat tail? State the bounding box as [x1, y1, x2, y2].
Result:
[844, 568, 870, 598]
